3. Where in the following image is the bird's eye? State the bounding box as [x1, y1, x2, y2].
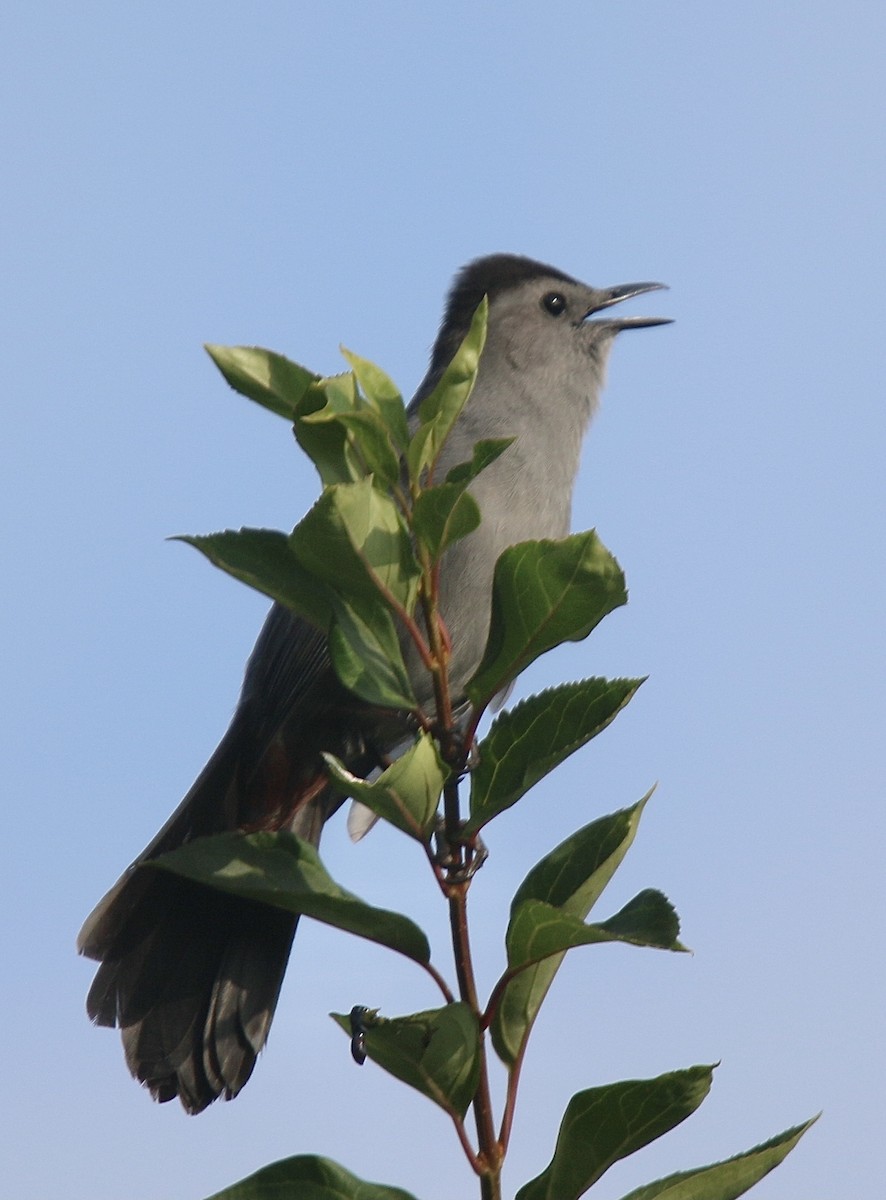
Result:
[542, 292, 567, 316]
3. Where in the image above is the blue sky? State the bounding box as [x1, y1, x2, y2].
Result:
[2, 3, 884, 1197]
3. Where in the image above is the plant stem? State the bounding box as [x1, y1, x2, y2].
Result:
[422, 960, 456, 1005]
[480, 1171, 502, 1200]
[413, 500, 503, 1195]
[448, 883, 502, 1191]
[498, 1042, 528, 1155]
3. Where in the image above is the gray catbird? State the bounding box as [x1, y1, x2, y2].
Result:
[78, 254, 669, 1113]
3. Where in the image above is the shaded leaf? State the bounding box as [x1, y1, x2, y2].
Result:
[597, 889, 686, 951]
[412, 484, 481, 561]
[317, 371, 361, 414]
[506, 892, 685, 972]
[303, 405, 402, 489]
[467, 532, 627, 708]
[205, 1153, 420, 1200]
[617, 1117, 818, 1200]
[406, 298, 488, 483]
[323, 733, 447, 839]
[295, 373, 405, 488]
[177, 527, 418, 709]
[293, 377, 362, 487]
[491, 793, 654, 1065]
[331, 1004, 480, 1118]
[444, 437, 515, 485]
[511, 791, 654, 913]
[175, 529, 331, 631]
[155, 831, 430, 965]
[328, 595, 417, 709]
[466, 678, 645, 832]
[205, 344, 317, 421]
[516, 1066, 715, 1200]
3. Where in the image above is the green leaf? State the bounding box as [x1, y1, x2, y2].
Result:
[335, 411, 403, 488]
[512, 792, 654, 912]
[204, 1154, 420, 1200]
[323, 732, 448, 839]
[290, 478, 421, 615]
[295, 373, 405, 488]
[327, 595, 417, 709]
[505, 891, 685, 972]
[302, 404, 402, 489]
[340, 346, 410, 450]
[412, 484, 481, 561]
[597, 889, 686, 950]
[466, 677, 645, 833]
[174, 528, 331, 631]
[412, 434, 515, 562]
[516, 1067, 715, 1200]
[154, 831, 430, 965]
[616, 1117, 818, 1200]
[177, 527, 418, 708]
[205, 344, 318, 421]
[331, 1004, 480, 1118]
[491, 793, 654, 1065]
[444, 437, 515, 485]
[406, 298, 488, 482]
[294, 377, 363, 487]
[467, 532, 628, 708]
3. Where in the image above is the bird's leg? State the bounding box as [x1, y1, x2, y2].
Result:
[433, 815, 488, 882]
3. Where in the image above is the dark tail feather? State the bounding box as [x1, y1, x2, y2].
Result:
[85, 874, 298, 1112]
[78, 723, 330, 1114]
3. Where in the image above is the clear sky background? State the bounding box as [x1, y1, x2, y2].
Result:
[2, 3, 883, 1198]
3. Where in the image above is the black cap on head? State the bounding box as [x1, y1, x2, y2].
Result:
[429, 254, 578, 379]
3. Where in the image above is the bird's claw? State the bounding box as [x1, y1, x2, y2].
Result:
[433, 817, 488, 882]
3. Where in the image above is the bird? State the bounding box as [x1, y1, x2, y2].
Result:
[78, 253, 670, 1114]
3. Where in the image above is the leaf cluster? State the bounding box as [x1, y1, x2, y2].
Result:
[156, 316, 813, 1199]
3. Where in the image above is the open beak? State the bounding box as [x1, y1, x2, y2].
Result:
[584, 281, 672, 331]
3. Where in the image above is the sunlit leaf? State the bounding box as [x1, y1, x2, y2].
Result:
[290, 478, 420, 614]
[324, 732, 447, 839]
[341, 347, 410, 450]
[205, 344, 317, 421]
[406, 298, 487, 482]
